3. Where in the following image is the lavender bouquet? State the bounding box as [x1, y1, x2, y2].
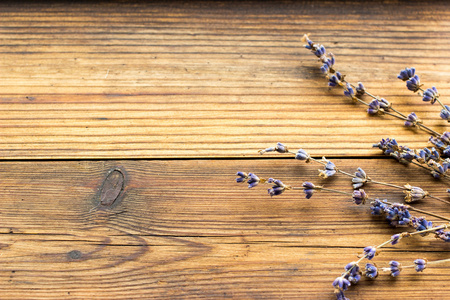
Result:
[235, 34, 449, 299]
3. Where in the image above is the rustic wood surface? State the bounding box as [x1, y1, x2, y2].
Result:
[0, 1, 448, 158]
[0, 1, 449, 299]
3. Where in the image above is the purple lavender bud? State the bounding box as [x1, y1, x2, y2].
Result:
[404, 185, 428, 203]
[404, 112, 419, 127]
[363, 246, 377, 260]
[414, 259, 427, 272]
[367, 99, 381, 115]
[247, 173, 260, 188]
[435, 229, 450, 242]
[328, 72, 342, 87]
[440, 131, 450, 143]
[443, 146, 450, 157]
[314, 45, 326, 58]
[399, 149, 416, 163]
[318, 158, 336, 179]
[344, 262, 361, 284]
[365, 263, 378, 279]
[379, 98, 391, 109]
[385, 203, 411, 227]
[355, 82, 365, 96]
[302, 34, 315, 50]
[275, 142, 288, 153]
[397, 67, 415, 81]
[352, 189, 368, 205]
[370, 199, 389, 215]
[236, 171, 248, 183]
[332, 276, 351, 291]
[406, 75, 421, 92]
[267, 179, 286, 197]
[412, 217, 433, 235]
[302, 181, 316, 199]
[388, 261, 401, 277]
[429, 136, 446, 149]
[295, 149, 311, 161]
[343, 83, 355, 98]
[374, 138, 399, 155]
[320, 64, 329, 74]
[440, 106, 450, 121]
[391, 233, 402, 245]
[422, 86, 439, 104]
[352, 167, 368, 189]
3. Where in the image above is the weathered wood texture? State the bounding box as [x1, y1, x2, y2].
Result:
[0, 1, 449, 158]
[0, 159, 449, 299]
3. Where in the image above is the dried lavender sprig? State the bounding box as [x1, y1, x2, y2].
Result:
[348, 82, 408, 119]
[335, 223, 449, 298]
[398, 67, 449, 118]
[235, 173, 450, 222]
[260, 143, 450, 204]
[381, 258, 450, 276]
[374, 138, 450, 180]
[302, 34, 442, 137]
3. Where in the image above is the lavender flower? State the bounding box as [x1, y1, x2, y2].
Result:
[314, 45, 326, 59]
[236, 171, 248, 183]
[404, 112, 420, 127]
[352, 167, 369, 189]
[440, 106, 450, 121]
[295, 149, 311, 162]
[302, 181, 317, 199]
[355, 82, 365, 96]
[367, 99, 382, 115]
[332, 277, 351, 295]
[343, 83, 355, 99]
[397, 67, 415, 81]
[352, 189, 368, 205]
[365, 263, 378, 279]
[440, 132, 450, 144]
[302, 34, 315, 50]
[391, 233, 402, 245]
[267, 179, 287, 197]
[318, 157, 336, 179]
[373, 138, 399, 155]
[384, 203, 411, 227]
[388, 261, 401, 277]
[379, 98, 391, 110]
[321, 54, 335, 74]
[435, 229, 450, 242]
[259, 142, 288, 154]
[422, 87, 439, 104]
[370, 199, 389, 216]
[444, 146, 450, 157]
[403, 184, 428, 203]
[328, 72, 342, 87]
[247, 173, 260, 188]
[406, 75, 422, 92]
[363, 246, 377, 260]
[345, 262, 361, 284]
[412, 217, 433, 236]
[414, 259, 427, 272]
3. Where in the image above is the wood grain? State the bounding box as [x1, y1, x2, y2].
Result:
[0, 1, 449, 158]
[0, 159, 449, 299]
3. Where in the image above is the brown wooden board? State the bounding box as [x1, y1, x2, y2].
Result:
[0, 1, 448, 158]
[0, 159, 448, 299]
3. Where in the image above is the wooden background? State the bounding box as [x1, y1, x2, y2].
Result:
[0, 1, 449, 299]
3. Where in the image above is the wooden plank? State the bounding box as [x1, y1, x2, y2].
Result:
[0, 1, 449, 158]
[0, 158, 448, 299]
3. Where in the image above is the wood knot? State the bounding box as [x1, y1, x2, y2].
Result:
[99, 168, 126, 209]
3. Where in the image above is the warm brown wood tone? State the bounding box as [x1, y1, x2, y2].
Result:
[0, 159, 449, 299]
[1, 1, 450, 300]
[0, 1, 449, 158]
